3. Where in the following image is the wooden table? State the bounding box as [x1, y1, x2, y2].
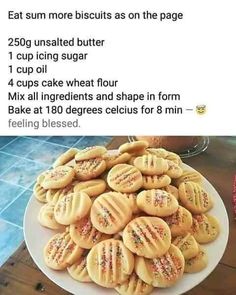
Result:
[0, 136, 235, 295]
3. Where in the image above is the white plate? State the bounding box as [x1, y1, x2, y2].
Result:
[24, 161, 229, 295]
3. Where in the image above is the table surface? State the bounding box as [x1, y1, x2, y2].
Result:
[0, 136, 235, 295]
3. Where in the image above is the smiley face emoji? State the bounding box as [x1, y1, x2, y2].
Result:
[196, 105, 206, 115]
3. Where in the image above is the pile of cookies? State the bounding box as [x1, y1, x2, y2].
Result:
[34, 140, 220, 295]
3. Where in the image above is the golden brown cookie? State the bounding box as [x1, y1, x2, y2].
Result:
[134, 155, 169, 176]
[107, 164, 143, 193]
[87, 239, 134, 288]
[162, 184, 179, 200]
[173, 170, 202, 187]
[75, 146, 107, 161]
[44, 231, 84, 270]
[73, 179, 106, 197]
[122, 193, 140, 214]
[53, 148, 79, 168]
[70, 216, 110, 249]
[54, 192, 92, 225]
[74, 158, 106, 181]
[103, 152, 131, 169]
[191, 214, 220, 243]
[34, 182, 47, 203]
[179, 181, 213, 214]
[166, 160, 183, 178]
[184, 247, 208, 273]
[118, 141, 149, 154]
[46, 182, 75, 204]
[36, 170, 50, 185]
[137, 189, 178, 217]
[173, 233, 199, 259]
[142, 174, 171, 189]
[135, 244, 185, 287]
[41, 166, 75, 189]
[115, 272, 153, 295]
[38, 202, 65, 230]
[146, 148, 168, 158]
[165, 151, 182, 165]
[165, 206, 193, 237]
[123, 216, 171, 258]
[90, 192, 132, 234]
[67, 254, 92, 282]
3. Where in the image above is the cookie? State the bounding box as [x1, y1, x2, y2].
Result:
[87, 239, 134, 288]
[137, 189, 178, 217]
[34, 182, 47, 203]
[38, 203, 64, 230]
[36, 170, 50, 185]
[74, 158, 106, 181]
[165, 206, 193, 237]
[53, 148, 79, 168]
[122, 193, 140, 214]
[103, 152, 131, 169]
[75, 146, 107, 161]
[142, 174, 171, 189]
[146, 148, 168, 158]
[179, 181, 213, 214]
[67, 254, 92, 282]
[123, 216, 171, 258]
[135, 244, 185, 287]
[173, 170, 202, 187]
[118, 141, 149, 154]
[54, 192, 92, 225]
[184, 247, 208, 273]
[173, 233, 199, 259]
[90, 192, 132, 234]
[44, 231, 84, 270]
[166, 160, 183, 178]
[191, 214, 220, 243]
[46, 182, 75, 204]
[107, 164, 143, 193]
[41, 166, 75, 189]
[70, 216, 110, 249]
[115, 272, 153, 295]
[165, 152, 182, 165]
[162, 184, 179, 200]
[134, 155, 168, 176]
[74, 179, 106, 197]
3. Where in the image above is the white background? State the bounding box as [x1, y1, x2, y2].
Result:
[0, 0, 236, 135]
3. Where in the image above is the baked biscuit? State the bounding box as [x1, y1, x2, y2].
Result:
[103, 152, 131, 169]
[64, 158, 76, 168]
[46, 183, 74, 204]
[87, 239, 134, 288]
[34, 182, 47, 203]
[123, 216, 171, 258]
[107, 164, 143, 193]
[74, 158, 106, 181]
[38, 203, 64, 230]
[184, 247, 208, 273]
[137, 189, 178, 217]
[115, 272, 153, 295]
[173, 233, 199, 259]
[75, 146, 107, 161]
[122, 193, 140, 214]
[191, 214, 220, 243]
[70, 216, 110, 249]
[162, 184, 179, 200]
[90, 192, 132, 234]
[179, 181, 213, 214]
[44, 231, 84, 270]
[135, 244, 185, 287]
[166, 160, 183, 178]
[142, 174, 171, 189]
[173, 170, 202, 187]
[146, 148, 168, 158]
[41, 166, 75, 189]
[118, 141, 149, 154]
[128, 156, 137, 166]
[54, 192, 92, 225]
[53, 148, 79, 168]
[74, 179, 106, 197]
[165, 206, 193, 237]
[67, 255, 92, 282]
[165, 152, 182, 165]
[36, 170, 50, 185]
[134, 155, 168, 176]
